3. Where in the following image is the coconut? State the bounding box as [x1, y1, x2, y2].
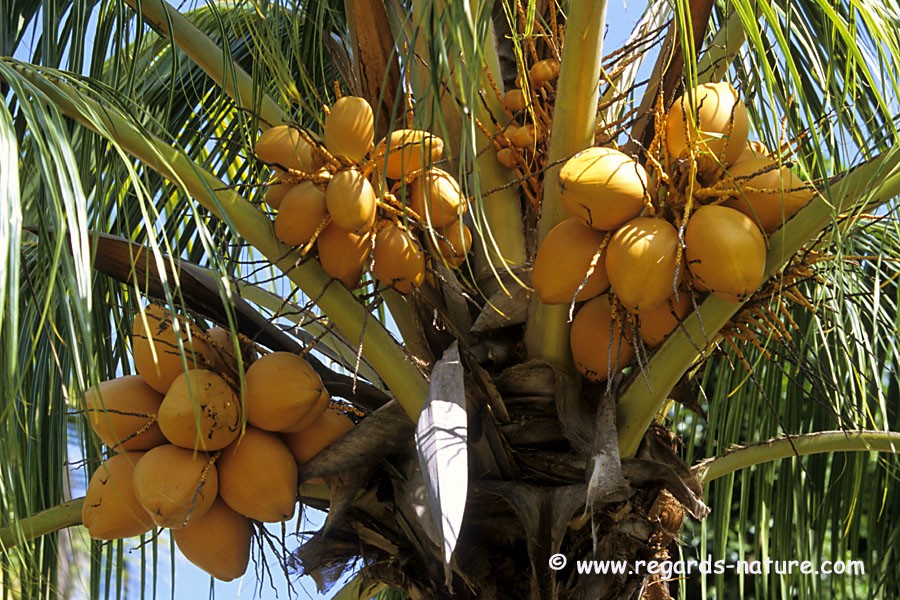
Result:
[496, 148, 519, 169]
[373, 221, 426, 294]
[132, 304, 215, 394]
[722, 157, 815, 232]
[82, 453, 154, 540]
[532, 218, 610, 305]
[173, 498, 252, 581]
[317, 224, 371, 289]
[325, 168, 377, 235]
[432, 222, 473, 269]
[204, 327, 238, 373]
[558, 147, 649, 231]
[570, 294, 634, 382]
[735, 140, 770, 163]
[638, 291, 693, 348]
[409, 168, 468, 228]
[158, 369, 241, 451]
[685, 205, 766, 302]
[324, 96, 374, 164]
[254, 125, 317, 172]
[244, 351, 326, 432]
[275, 181, 328, 246]
[510, 124, 540, 149]
[132, 444, 218, 529]
[217, 427, 298, 522]
[375, 129, 444, 180]
[263, 173, 293, 210]
[606, 217, 683, 312]
[665, 82, 749, 181]
[530, 59, 560, 85]
[282, 404, 355, 465]
[85, 375, 167, 452]
[280, 388, 332, 433]
[503, 89, 527, 112]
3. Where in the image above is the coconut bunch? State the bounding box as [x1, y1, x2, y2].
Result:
[254, 97, 474, 295]
[532, 81, 817, 382]
[80, 304, 356, 581]
[495, 58, 559, 171]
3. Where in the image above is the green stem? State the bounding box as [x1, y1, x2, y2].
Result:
[5, 60, 429, 421]
[331, 572, 388, 600]
[694, 430, 900, 484]
[617, 147, 900, 458]
[0, 498, 84, 549]
[524, 0, 608, 367]
[123, 0, 287, 128]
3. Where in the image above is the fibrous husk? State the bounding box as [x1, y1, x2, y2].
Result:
[324, 96, 374, 164]
[264, 173, 293, 210]
[375, 129, 444, 180]
[326, 168, 377, 235]
[722, 157, 815, 232]
[173, 497, 252, 581]
[84, 375, 167, 452]
[570, 294, 634, 382]
[275, 181, 328, 246]
[409, 168, 467, 228]
[606, 217, 682, 312]
[82, 453, 154, 540]
[432, 222, 472, 270]
[373, 221, 425, 294]
[532, 218, 610, 305]
[132, 444, 218, 528]
[282, 404, 356, 465]
[254, 125, 317, 172]
[638, 290, 693, 348]
[158, 369, 241, 451]
[316, 224, 371, 290]
[245, 352, 326, 432]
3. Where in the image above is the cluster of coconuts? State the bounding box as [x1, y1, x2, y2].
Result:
[495, 59, 560, 169]
[80, 304, 355, 581]
[532, 82, 816, 383]
[256, 96, 473, 293]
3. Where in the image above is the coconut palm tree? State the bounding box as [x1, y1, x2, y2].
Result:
[1, 0, 899, 598]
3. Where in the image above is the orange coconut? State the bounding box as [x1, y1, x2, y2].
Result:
[204, 326, 239, 373]
[373, 221, 426, 294]
[638, 291, 693, 348]
[530, 59, 560, 85]
[510, 124, 541, 149]
[317, 224, 371, 289]
[606, 217, 683, 312]
[173, 498, 252, 581]
[685, 205, 766, 303]
[570, 294, 634, 382]
[217, 428, 298, 522]
[132, 444, 218, 529]
[326, 168, 377, 235]
[254, 125, 317, 172]
[244, 352, 326, 432]
[275, 181, 328, 246]
[263, 173, 293, 210]
[158, 369, 241, 451]
[409, 168, 468, 228]
[722, 157, 815, 233]
[85, 375, 167, 452]
[132, 304, 215, 394]
[375, 129, 444, 180]
[496, 148, 519, 169]
[559, 147, 649, 231]
[665, 82, 749, 181]
[282, 404, 355, 465]
[433, 222, 473, 269]
[82, 453, 154, 540]
[532, 218, 610, 305]
[503, 89, 527, 112]
[324, 96, 374, 164]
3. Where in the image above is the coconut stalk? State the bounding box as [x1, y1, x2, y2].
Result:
[616, 146, 900, 458]
[524, 0, 608, 368]
[0, 499, 83, 549]
[1, 59, 429, 421]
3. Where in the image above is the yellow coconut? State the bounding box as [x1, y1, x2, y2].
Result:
[173, 498, 252, 582]
[217, 427, 298, 522]
[722, 157, 815, 233]
[254, 125, 316, 172]
[375, 129, 444, 180]
[85, 375, 167, 452]
[496, 148, 519, 169]
[409, 168, 468, 228]
[263, 173, 293, 210]
[559, 147, 649, 231]
[325, 168, 377, 235]
[432, 222, 473, 269]
[132, 444, 218, 529]
[530, 59, 560, 85]
[503, 89, 527, 112]
[82, 453, 154, 540]
[570, 294, 634, 383]
[510, 124, 540, 149]
[317, 224, 371, 290]
[158, 369, 241, 451]
[324, 96, 374, 164]
[204, 327, 239, 373]
[665, 82, 749, 181]
[373, 221, 426, 294]
[132, 304, 215, 394]
[275, 181, 328, 246]
[638, 291, 693, 348]
[532, 218, 610, 305]
[735, 140, 770, 164]
[280, 388, 332, 433]
[606, 217, 683, 312]
[685, 205, 766, 303]
[244, 352, 326, 432]
[282, 404, 355, 465]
